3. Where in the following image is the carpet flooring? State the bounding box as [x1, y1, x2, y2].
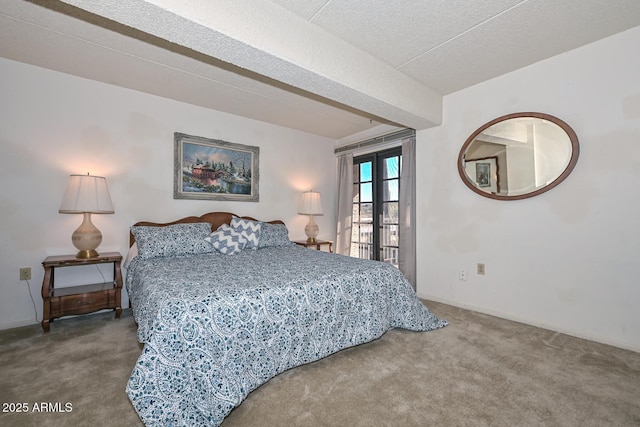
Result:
[1, 301, 639, 426]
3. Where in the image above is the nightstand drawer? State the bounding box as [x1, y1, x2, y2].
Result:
[63, 291, 110, 312]
[49, 287, 116, 317]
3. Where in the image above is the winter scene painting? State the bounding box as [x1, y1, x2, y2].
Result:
[174, 133, 259, 202]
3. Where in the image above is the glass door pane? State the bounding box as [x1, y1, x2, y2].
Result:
[351, 148, 402, 267]
[379, 153, 400, 268]
[351, 159, 374, 259]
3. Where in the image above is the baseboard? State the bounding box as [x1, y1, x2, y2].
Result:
[418, 293, 640, 354]
[0, 308, 124, 332]
[0, 318, 39, 331]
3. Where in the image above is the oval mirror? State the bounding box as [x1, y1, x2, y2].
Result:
[458, 112, 579, 200]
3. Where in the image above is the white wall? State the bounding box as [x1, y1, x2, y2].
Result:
[416, 26, 640, 351]
[0, 58, 337, 329]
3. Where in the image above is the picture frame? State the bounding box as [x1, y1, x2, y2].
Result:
[475, 162, 491, 187]
[174, 132, 259, 202]
[464, 157, 499, 194]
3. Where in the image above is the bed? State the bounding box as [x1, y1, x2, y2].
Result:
[124, 212, 447, 426]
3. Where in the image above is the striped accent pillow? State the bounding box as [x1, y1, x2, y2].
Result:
[205, 224, 248, 255]
[230, 217, 261, 249]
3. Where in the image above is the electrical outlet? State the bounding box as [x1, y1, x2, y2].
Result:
[477, 263, 486, 275]
[458, 269, 466, 281]
[20, 267, 31, 281]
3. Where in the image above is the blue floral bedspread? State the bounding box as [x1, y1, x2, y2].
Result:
[125, 246, 447, 426]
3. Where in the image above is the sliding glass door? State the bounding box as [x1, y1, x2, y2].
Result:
[351, 148, 402, 267]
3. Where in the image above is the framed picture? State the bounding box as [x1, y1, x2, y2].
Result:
[464, 157, 499, 193]
[174, 132, 259, 202]
[475, 162, 491, 187]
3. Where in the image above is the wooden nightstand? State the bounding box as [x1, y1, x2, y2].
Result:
[294, 239, 333, 253]
[41, 252, 123, 333]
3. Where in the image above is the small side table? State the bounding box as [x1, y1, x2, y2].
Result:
[294, 239, 333, 253]
[41, 252, 123, 333]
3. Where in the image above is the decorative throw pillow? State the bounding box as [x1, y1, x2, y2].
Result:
[205, 224, 248, 255]
[258, 222, 292, 248]
[131, 223, 214, 259]
[230, 217, 261, 249]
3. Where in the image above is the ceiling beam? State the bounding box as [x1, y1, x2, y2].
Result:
[59, 0, 442, 130]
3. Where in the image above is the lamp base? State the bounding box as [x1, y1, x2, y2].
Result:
[304, 215, 319, 243]
[76, 249, 100, 259]
[71, 212, 103, 259]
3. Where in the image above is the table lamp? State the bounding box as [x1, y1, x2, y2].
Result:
[59, 173, 114, 258]
[298, 190, 323, 243]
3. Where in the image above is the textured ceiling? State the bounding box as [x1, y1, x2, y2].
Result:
[1, 0, 639, 141]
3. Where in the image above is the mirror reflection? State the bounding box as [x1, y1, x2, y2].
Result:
[458, 112, 579, 200]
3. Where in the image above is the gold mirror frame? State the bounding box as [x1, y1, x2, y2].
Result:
[458, 112, 579, 201]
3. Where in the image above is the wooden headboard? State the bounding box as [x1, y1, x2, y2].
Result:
[129, 211, 285, 247]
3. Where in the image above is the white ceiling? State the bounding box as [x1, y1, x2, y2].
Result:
[1, 0, 639, 141]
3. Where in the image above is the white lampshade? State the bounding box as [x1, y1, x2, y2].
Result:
[59, 174, 114, 213]
[59, 174, 114, 258]
[298, 191, 323, 216]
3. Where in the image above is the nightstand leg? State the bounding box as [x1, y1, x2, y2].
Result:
[113, 262, 122, 319]
[41, 267, 52, 333]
